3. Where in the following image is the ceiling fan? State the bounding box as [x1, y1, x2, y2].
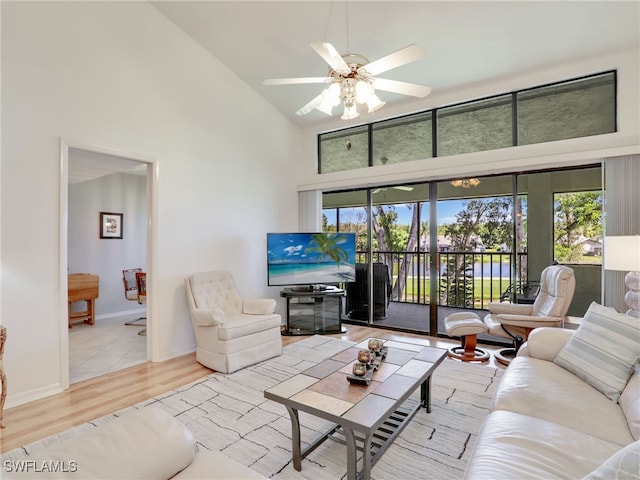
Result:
[263, 42, 432, 120]
[372, 186, 415, 194]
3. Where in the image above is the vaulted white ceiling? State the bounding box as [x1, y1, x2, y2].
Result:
[152, 1, 640, 128]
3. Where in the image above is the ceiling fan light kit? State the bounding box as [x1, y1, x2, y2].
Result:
[263, 42, 431, 120]
[451, 178, 481, 188]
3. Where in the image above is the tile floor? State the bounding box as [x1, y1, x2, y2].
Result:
[69, 313, 147, 384]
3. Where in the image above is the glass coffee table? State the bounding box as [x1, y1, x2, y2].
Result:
[264, 338, 447, 480]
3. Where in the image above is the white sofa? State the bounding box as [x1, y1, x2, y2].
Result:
[464, 326, 640, 479]
[3, 407, 265, 479]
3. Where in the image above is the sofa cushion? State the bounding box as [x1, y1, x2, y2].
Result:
[620, 366, 640, 441]
[172, 449, 266, 479]
[4, 407, 196, 479]
[463, 410, 623, 480]
[517, 327, 575, 361]
[242, 298, 276, 315]
[582, 440, 640, 480]
[217, 313, 281, 341]
[553, 302, 640, 403]
[189, 272, 243, 314]
[492, 356, 634, 446]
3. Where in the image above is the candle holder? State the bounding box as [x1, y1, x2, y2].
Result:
[348, 339, 389, 385]
[352, 362, 367, 377]
[368, 338, 383, 354]
[358, 349, 374, 364]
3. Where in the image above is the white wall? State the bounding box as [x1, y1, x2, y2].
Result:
[68, 172, 147, 317]
[1, 2, 301, 407]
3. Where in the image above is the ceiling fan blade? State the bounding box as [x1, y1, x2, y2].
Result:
[295, 93, 324, 116]
[360, 44, 426, 76]
[394, 186, 414, 191]
[263, 77, 329, 86]
[310, 41, 351, 75]
[373, 78, 432, 98]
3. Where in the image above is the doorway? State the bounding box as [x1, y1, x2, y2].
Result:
[60, 141, 156, 388]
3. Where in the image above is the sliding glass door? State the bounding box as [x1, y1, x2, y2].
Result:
[435, 175, 516, 336]
[323, 185, 432, 332]
[322, 164, 603, 337]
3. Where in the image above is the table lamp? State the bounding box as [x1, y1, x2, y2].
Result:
[604, 235, 640, 317]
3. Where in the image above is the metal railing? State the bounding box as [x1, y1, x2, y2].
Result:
[356, 250, 528, 310]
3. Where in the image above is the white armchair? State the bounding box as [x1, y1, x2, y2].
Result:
[185, 271, 282, 373]
[484, 264, 575, 365]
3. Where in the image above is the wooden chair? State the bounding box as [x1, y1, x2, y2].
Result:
[135, 272, 147, 336]
[123, 268, 146, 334]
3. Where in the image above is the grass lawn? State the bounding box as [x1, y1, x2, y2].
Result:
[397, 276, 512, 308]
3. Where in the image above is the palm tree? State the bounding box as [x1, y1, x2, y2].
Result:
[306, 233, 349, 268]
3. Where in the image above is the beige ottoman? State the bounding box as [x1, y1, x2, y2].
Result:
[444, 312, 489, 362]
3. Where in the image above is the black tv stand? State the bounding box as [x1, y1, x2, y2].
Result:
[280, 288, 346, 335]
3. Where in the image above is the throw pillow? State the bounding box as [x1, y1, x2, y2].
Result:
[554, 301, 640, 403]
[582, 440, 640, 480]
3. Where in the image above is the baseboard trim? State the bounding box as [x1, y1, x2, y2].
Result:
[5, 382, 65, 410]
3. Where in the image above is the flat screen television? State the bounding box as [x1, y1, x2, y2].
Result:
[267, 232, 357, 288]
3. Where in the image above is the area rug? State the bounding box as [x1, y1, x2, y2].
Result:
[2, 336, 504, 479]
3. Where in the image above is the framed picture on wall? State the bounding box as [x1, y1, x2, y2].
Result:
[100, 212, 123, 239]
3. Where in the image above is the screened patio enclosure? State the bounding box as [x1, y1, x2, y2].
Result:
[322, 165, 603, 340]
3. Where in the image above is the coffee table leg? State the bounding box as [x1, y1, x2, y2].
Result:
[361, 433, 372, 480]
[420, 376, 432, 413]
[343, 427, 358, 480]
[285, 406, 302, 471]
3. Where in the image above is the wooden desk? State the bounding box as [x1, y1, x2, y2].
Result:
[68, 273, 99, 328]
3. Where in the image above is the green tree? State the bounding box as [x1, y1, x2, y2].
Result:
[336, 209, 368, 252]
[554, 192, 602, 247]
[554, 191, 602, 263]
[305, 233, 349, 269]
[370, 204, 421, 301]
[321, 213, 334, 232]
[441, 198, 511, 307]
[444, 198, 511, 251]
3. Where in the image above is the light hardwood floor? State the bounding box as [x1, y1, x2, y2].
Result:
[1, 326, 504, 453]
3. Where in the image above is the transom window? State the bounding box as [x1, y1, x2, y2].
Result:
[319, 71, 615, 174]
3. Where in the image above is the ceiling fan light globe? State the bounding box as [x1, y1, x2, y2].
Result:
[341, 104, 359, 120]
[366, 94, 386, 113]
[328, 82, 341, 96]
[315, 102, 334, 115]
[322, 87, 340, 106]
[355, 80, 375, 103]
